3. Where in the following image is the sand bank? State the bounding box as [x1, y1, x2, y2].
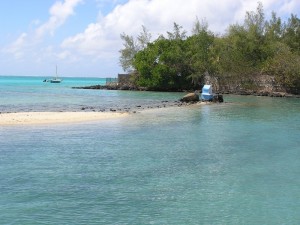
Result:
[0, 112, 128, 126]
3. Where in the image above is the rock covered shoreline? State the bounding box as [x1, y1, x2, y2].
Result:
[68, 80, 300, 115]
[78, 100, 203, 114]
[72, 83, 300, 98]
[72, 84, 224, 113]
[0, 100, 193, 114]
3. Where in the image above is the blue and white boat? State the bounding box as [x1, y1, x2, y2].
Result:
[201, 85, 213, 101]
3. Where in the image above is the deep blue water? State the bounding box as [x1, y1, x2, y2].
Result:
[0, 76, 300, 224]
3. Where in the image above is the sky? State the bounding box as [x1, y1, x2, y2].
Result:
[0, 0, 299, 77]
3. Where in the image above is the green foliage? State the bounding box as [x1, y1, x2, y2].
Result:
[242, 2, 268, 68]
[119, 26, 152, 72]
[119, 2, 300, 93]
[133, 36, 191, 90]
[119, 33, 137, 72]
[265, 12, 283, 42]
[220, 24, 256, 77]
[244, 2, 265, 36]
[186, 18, 215, 87]
[263, 43, 300, 93]
[282, 14, 300, 54]
[137, 25, 152, 49]
[167, 23, 187, 40]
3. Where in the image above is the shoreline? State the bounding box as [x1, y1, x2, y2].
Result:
[0, 101, 211, 126]
[0, 111, 128, 126]
[72, 84, 300, 98]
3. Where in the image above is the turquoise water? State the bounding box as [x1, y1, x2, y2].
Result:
[0, 76, 183, 112]
[1, 76, 300, 224]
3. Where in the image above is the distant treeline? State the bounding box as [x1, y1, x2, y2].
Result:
[119, 2, 300, 93]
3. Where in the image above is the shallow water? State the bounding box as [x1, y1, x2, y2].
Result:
[1, 76, 300, 224]
[0, 76, 183, 112]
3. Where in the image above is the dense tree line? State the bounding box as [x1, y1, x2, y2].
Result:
[119, 2, 300, 93]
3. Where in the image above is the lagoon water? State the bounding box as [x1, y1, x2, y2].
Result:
[1, 76, 300, 224]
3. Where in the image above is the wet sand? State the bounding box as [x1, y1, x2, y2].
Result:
[0, 112, 128, 126]
[0, 101, 214, 126]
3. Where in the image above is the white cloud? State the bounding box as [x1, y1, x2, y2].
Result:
[35, 0, 83, 38]
[2, 0, 299, 76]
[279, 0, 300, 15]
[62, 23, 108, 56]
[56, 0, 246, 60]
[4, 0, 83, 61]
[4, 32, 28, 59]
[61, 0, 300, 59]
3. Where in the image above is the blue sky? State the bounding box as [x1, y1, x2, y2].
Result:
[0, 0, 299, 77]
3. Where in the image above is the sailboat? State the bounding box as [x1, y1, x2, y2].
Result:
[50, 65, 62, 83]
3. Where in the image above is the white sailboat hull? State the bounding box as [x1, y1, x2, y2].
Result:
[49, 65, 62, 83]
[50, 78, 62, 83]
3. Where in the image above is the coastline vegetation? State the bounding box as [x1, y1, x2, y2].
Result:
[119, 2, 300, 94]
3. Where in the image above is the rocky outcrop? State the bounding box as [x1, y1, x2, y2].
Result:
[180, 93, 199, 102]
[72, 83, 138, 90]
[204, 74, 299, 97]
[72, 74, 300, 99]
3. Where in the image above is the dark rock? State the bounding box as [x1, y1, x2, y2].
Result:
[213, 94, 224, 103]
[270, 92, 285, 97]
[256, 91, 269, 96]
[238, 90, 253, 95]
[119, 85, 130, 90]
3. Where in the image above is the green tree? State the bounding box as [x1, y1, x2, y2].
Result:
[220, 24, 255, 76]
[265, 12, 283, 42]
[137, 25, 152, 49]
[187, 18, 215, 87]
[282, 14, 300, 54]
[119, 33, 137, 72]
[243, 1, 268, 68]
[167, 22, 187, 40]
[133, 23, 192, 90]
[214, 24, 260, 91]
[263, 43, 300, 93]
[216, 2, 268, 82]
[119, 2, 300, 93]
[133, 37, 191, 90]
[119, 26, 152, 72]
[244, 2, 265, 36]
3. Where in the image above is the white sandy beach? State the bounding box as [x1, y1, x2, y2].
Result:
[0, 112, 128, 126]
